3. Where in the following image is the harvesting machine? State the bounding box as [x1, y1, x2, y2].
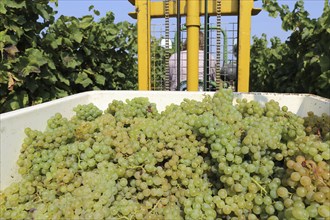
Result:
[128, 0, 262, 92]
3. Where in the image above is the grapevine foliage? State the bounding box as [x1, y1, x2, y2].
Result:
[250, 0, 330, 98]
[0, 1, 137, 113]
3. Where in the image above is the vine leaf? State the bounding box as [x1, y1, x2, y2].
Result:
[4, 45, 19, 58]
[7, 72, 15, 91]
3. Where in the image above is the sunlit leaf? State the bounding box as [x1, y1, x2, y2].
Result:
[79, 16, 94, 29]
[6, 0, 26, 9]
[36, 4, 50, 20]
[75, 72, 93, 88]
[0, 1, 7, 14]
[72, 29, 83, 43]
[95, 74, 106, 85]
[26, 49, 48, 67]
[21, 66, 41, 76]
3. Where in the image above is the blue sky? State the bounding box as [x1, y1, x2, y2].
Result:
[54, 0, 325, 42]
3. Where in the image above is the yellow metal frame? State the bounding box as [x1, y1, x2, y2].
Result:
[186, 0, 200, 91]
[129, 0, 261, 92]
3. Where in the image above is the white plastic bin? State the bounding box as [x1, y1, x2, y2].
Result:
[1, 91, 329, 190]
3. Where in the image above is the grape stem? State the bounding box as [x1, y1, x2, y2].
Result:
[251, 177, 267, 195]
[116, 215, 130, 220]
[127, 165, 146, 173]
[147, 198, 162, 216]
[33, 189, 43, 203]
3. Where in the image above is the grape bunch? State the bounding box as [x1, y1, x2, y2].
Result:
[1, 89, 329, 220]
[304, 111, 330, 140]
[281, 155, 330, 219]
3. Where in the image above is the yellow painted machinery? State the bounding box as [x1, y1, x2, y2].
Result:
[128, 0, 261, 92]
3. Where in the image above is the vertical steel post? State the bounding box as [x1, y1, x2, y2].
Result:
[203, 0, 210, 91]
[237, 0, 253, 92]
[137, 0, 151, 90]
[164, 0, 170, 90]
[176, 0, 181, 91]
[216, 0, 222, 90]
[186, 0, 200, 91]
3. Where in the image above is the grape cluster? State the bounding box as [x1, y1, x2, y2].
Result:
[281, 155, 330, 219]
[1, 89, 329, 220]
[73, 103, 103, 121]
[304, 111, 330, 140]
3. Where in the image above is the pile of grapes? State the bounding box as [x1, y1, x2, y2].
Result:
[1, 89, 329, 220]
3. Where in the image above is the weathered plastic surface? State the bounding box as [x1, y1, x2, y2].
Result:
[1, 91, 329, 190]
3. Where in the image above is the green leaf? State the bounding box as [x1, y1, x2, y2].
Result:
[310, 56, 319, 64]
[56, 73, 70, 86]
[301, 29, 311, 40]
[79, 16, 94, 29]
[9, 98, 20, 110]
[62, 56, 80, 69]
[101, 64, 113, 73]
[95, 74, 106, 85]
[50, 0, 58, 6]
[60, 52, 82, 69]
[26, 80, 39, 93]
[47, 60, 56, 70]
[6, 0, 26, 9]
[320, 55, 330, 72]
[50, 40, 59, 49]
[43, 72, 58, 84]
[116, 72, 125, 78]
[75, 72, 93, 88]
[63, 38, 73, 47]
[6, 24, 24, 38]
[21, 66, 41, 76]
[9, 91, 29, 110]
[83, 69, 94, 75]
[12, 15, 26, 25]
[0, 1, 7, 14]
[26, 49, 48, 67]
[36, 4, 50, 20]
[55, 88, 69, 98]
[39, 90, 51, 100]
[72, 29, 83, 43]
[88, 5, 94, 11]
[94, 10, 100, 16]
[50, 37, 62, 49]
[83, 47, 91, 56]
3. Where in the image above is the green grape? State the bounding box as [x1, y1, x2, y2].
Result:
[291, 206, 309, 219]
[313, 192, 326, 203]
[299, 175, 311, 187]
[318, 204, 330, 217]
[277, 187, 289, 198]
[306, 204, 318, 218]
[265, 205, 275, 215]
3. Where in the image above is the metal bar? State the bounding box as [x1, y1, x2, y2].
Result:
[234, 18, 238, 91]
[237, 0, 253, 92]
[216, 0, 221, 90]
[203, 0, 209, 91]
[128, 0, 261, 19]
[176, 0, 181, 91]
[164, 0, 170, 90]
[128, 0, 136, 6]
[186, 0, 200, 91]
[137, 0, 151, 90]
